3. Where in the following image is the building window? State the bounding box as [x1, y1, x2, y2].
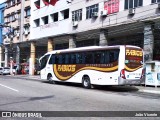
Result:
[72, 9, 82, 22]
[124, 0, 143, 9]
[51, 12, 58, 22]
[86, 4, 99, 19]
[151, 0, 160, 3]
[60, 9, 69, 20]
[34, 0, 40, 9]
[17, 0, 21, 3]
[7, 0, 16, 7]
[16, 10, 21, 20]
[10, 13, 16, 22]
[64, 9, 69, 19]
[24, 25, 30, 35]
[25, 7, 31, 17]
[42, 16, 48, 24]
[34, 19, 40, 27]
[4, 15, 10, 23]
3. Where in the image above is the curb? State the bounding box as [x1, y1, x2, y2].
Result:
[139, 89, 160, 94]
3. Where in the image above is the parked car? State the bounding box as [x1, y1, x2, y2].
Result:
[0, 67, 3, 75]
[2, 67, 10, 75]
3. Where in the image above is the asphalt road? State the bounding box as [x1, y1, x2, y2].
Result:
[0, 76, 160, 120]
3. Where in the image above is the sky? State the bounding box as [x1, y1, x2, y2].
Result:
[0, 0, 5, 4]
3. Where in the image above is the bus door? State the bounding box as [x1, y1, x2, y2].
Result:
[39, 54, 50, 79]
[124, 47, 143, 80]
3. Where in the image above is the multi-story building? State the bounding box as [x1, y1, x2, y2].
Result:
[3, 0, 30, 70]
[1, 0, 160, 75]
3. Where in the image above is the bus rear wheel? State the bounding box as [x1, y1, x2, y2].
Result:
[82, 76, 91, 89]
[47, 74, 55, 84]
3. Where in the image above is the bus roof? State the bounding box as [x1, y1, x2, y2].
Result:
[45, 45, 142, 55]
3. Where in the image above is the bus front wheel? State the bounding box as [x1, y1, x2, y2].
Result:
[82, 76, 91, 89]
[47, 74, 55, 84]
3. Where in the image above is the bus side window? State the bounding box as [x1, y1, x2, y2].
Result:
[94, 51, 101, 64]
[49, 54, 55, 64]
[40, 54, 50, 70]
[58, 55, 65, 64]
[105, 51, 109, 64]
[76, 52, 84, 64]
[62, 54, 65, 64]
[55, 55, 59, 64]
[109, 52, 114, 63]
[85, 52, 94, 64]
[65, 54, 70, 64]
[71, 53, 76, 64]
[109, 50, 120, 63]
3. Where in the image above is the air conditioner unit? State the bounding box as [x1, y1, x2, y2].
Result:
[92, 12, 98, 17]
[24, 31, 29, 35]
[16, 32, 20, 37]
[101, 10, 108, 17]
[129, 8, 135, 15]
[72, 21, 78, 27]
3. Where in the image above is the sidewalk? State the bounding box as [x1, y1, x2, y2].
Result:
[7, 74, 160, 94]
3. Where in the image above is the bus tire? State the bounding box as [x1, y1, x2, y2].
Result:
[82, 76, 91, 89]
[47, 74, 55, 84]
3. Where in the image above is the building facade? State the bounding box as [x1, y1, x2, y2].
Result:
[2, 0, 30, 71]
[1, 0, 160, 75]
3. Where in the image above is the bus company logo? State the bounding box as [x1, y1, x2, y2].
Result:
[58, 65, 76, 72]
[126, 49, 143, 57]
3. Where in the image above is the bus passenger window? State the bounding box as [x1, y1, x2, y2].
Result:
[94, 52, 101, 64]
[62, 54, 65, 64]
[76, 53, 84, 64]
[105, 51, 109, 64]
[85, 52, 94, 64]
[109, 50, 120, 63]
[49, 54, 55, 64]
[65, 54, 70, 64]
[58, 55, 64, 64]
[71, 54, 76, 64]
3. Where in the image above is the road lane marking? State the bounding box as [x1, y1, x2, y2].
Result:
[0, 83, 19, 92]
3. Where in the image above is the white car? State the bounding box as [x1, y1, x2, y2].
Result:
[3, 67, 10, 75]
[0, 67, 3, 75]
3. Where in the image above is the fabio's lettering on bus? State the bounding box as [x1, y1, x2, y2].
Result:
[126, 49, 143, 57]
[58, 65, 76, 72]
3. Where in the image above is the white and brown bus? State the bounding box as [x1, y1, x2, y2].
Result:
[39, 45, 145, 88]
